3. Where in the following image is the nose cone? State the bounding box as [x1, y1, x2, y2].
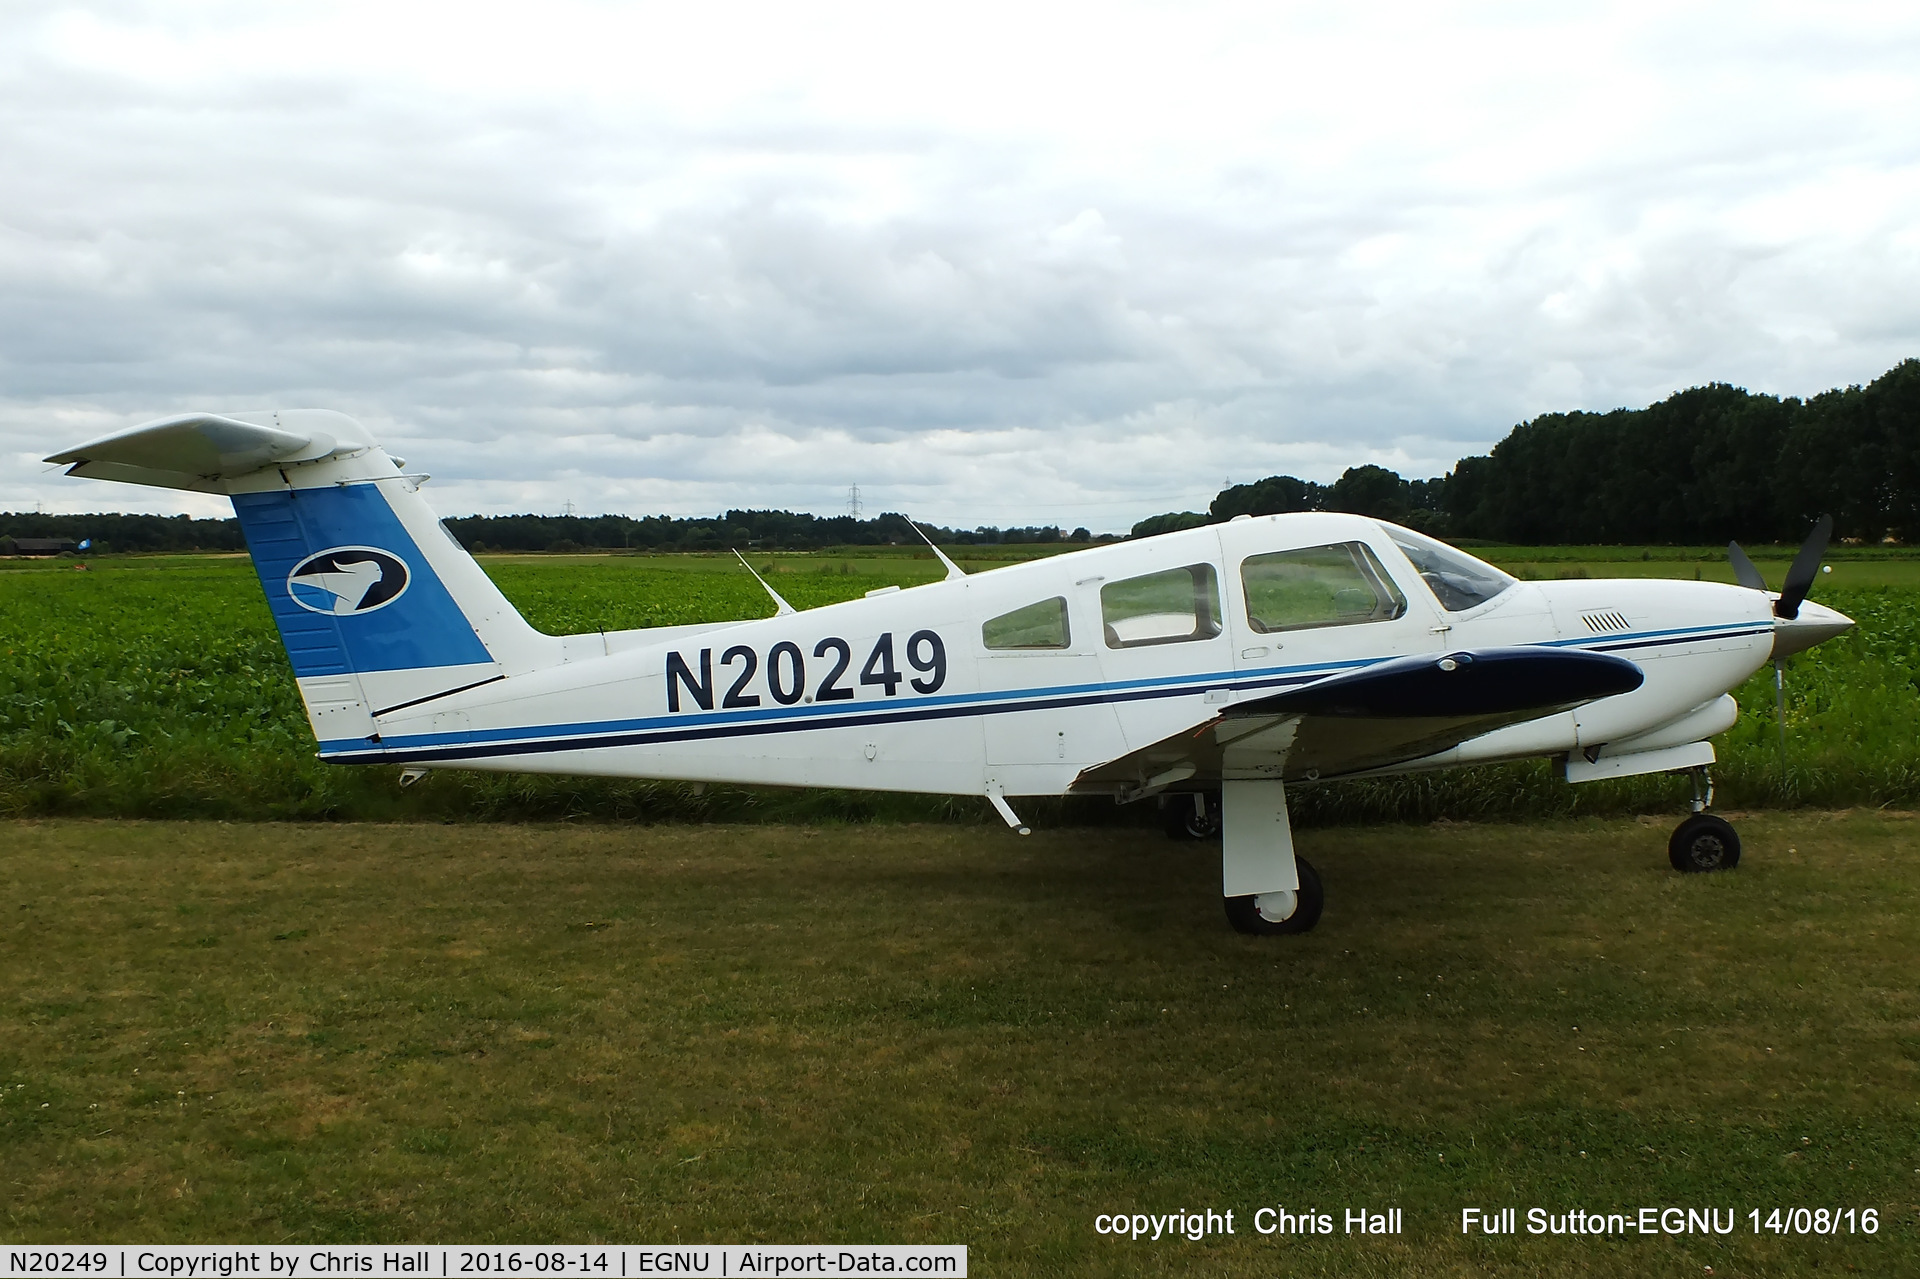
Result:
[1772, 599, 1855, 660]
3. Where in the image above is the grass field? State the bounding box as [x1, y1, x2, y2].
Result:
[3, 544, 1918, 823]
[3, 813, 1915, 1272]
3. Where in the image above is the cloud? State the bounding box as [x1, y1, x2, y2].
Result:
[3, 0, 1919, 528]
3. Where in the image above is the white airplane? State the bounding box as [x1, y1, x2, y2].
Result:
[48, 410, 1856, 934]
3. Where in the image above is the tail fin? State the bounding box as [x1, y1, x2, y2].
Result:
[47, 410, 559, 748]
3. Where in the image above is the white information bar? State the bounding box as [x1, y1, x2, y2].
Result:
[0, 1246, 966, 1279]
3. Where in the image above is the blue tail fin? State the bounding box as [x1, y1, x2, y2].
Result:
[227, 474, 560, 747]
[234, 486, 493, 679]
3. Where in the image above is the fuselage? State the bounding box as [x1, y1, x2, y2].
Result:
[332, 511, 1788, 797]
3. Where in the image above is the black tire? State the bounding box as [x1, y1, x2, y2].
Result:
[1224, 857, 1324, 935]
[1669, 813, 1741, 873]
[1161, 791, 1222, 840]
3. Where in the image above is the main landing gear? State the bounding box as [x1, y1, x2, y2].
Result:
[1165, 781, 1325, 935]
[1224, 857, 1324, 935]
[1669, 766, 1741, 873]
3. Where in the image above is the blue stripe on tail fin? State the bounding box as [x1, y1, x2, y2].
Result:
[233, 486, 492, 677]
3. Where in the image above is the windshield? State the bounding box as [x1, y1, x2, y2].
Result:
[1384, 525, 1515, 612]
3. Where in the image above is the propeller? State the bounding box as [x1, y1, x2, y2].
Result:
[1774, 514, 1833, 620]
[1726, 539, 1767, 592]
[1726, 515, 1839, 782]
[1726, 514, 1835, 617]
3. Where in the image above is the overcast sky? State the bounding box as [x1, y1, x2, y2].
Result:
[4, 1, 1918, 530]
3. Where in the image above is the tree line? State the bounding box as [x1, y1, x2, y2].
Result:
[9, 358, 1918, 552]
[1132, 357, 1920, 545]
[1132, 466, 1450, 540]
[0, 511, 246, 555]
[442, 510, 1099, 554]
[0, 504, 1093, 555]
[1449, 358, 1920, 543]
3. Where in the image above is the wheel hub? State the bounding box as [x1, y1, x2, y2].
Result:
[1688, 834, 1726, 868]
[1253, 890, 1298, 923]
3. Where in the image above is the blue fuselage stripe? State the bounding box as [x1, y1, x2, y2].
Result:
[324, 663, 1359, 761]
[319, 623, 1773, 764]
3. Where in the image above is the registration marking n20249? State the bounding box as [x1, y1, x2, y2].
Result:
[666, 632, 945, 712]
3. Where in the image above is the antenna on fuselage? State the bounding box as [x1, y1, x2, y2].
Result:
[909, 520, 965, 581]
[732, 550, 796, 616]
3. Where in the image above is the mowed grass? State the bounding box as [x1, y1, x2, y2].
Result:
[4, 813, 1917, 1273]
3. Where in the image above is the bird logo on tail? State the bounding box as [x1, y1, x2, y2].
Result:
[287, 547, 410, 616]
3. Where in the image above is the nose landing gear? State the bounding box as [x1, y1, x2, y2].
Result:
[1669, 813, 1741, 872]
[1669, 766, 1741, 873]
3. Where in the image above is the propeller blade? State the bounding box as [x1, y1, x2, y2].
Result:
[1727, 541, 1767, 592]
[1775, 514, 1834, 620]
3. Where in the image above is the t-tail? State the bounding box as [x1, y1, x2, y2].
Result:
[45, 410, 559, 748]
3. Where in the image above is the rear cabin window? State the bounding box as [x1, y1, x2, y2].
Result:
[1240, 543, 1407, 633]
[983, 597, 1071, 649]
[1101, 564, 1223, 648]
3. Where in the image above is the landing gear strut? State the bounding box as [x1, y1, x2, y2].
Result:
[1218, 778, 1324, 934]
[1669, 766, 1741, 873]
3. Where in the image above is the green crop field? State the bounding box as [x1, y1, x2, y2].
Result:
[3, 812, 1915, 1272]
[2, 545, 1918, 823]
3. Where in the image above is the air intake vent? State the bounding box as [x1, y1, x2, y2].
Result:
[1581, 610, 1630, 633]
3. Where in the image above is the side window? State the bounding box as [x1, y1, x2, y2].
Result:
[1241, 543, 1407, 633]
[983, 597, 1070, 650]
[1101, 564, 1223, 648]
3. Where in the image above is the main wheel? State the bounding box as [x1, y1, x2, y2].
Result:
[1162, 791, 1222, 840]
[1224, 857, 1324, 935]
[1669, 813, 1741, 873]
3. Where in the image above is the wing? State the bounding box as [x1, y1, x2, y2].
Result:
[1072, 646, 1643, 796]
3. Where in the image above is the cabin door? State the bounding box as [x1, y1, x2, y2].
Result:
[1213, 521, 1441, 688]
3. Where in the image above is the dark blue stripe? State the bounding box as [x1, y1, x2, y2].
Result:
[323, 664, 1348, 762]
[1542, 622, 1770, 650]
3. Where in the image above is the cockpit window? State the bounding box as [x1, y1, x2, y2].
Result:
[1241, 543, 1407, 633]
[1385, 525, 1515, 612]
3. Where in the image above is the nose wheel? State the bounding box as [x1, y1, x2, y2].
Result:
[1669, 813, 1741, 872]
[1669, 766, 1740, 872]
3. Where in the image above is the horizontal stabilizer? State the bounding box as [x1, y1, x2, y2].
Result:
[45, 410, 374, 491]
